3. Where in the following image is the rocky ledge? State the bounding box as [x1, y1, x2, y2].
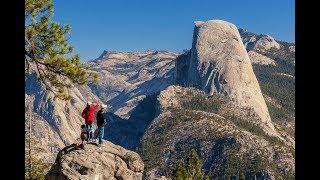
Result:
[45, 141, 144, 180]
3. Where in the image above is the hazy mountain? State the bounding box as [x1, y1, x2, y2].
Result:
[87, 50, 180, 119]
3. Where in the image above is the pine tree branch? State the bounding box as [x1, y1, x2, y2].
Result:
[25, 0, 93, 101]
[34, 60, 71, 78]
[34, 60, 59, 96]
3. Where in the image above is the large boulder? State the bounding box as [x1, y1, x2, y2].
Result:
[175, 19, 280, 137]
[45, 141, 144, 180]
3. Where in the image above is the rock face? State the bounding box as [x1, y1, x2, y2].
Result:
[253, 34, 280, 51]
[175, 20, 279, 137]
[46, 141, 144, 180]
[248, 50, 276, 66]
[289, 45, 295, 53]
[239, 28, 280, 52]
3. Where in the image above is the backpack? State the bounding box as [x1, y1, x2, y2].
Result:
[82, 106, 89, 119]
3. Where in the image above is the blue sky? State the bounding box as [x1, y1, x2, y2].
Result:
[53, 0, 295, 61]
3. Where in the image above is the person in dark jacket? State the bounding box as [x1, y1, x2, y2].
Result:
[78, 124, 87, 149]
[95, 104, 107, 144]
[81, 101, 100, 141]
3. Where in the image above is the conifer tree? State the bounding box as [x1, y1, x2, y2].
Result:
[172, 160, 190, 180]
[25, 0, 97, 100]
[172, 149, 211, 180]
[187, 149, 204, 180]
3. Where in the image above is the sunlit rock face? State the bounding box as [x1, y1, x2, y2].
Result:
[175, 20, 280, 137]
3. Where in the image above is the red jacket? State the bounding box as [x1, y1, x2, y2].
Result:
[82, 105, 99, 124]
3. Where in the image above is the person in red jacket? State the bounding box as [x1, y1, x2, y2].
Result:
[81, 101, 100, 141]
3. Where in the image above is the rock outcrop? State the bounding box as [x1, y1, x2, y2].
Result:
[175, 20, 279, 137]
[253, 34, 280, 51]
[248, 50, 276, 66]
[239, 28, 280, 52]
[46, 141, 144, 180]
[289, 45, 295, 53]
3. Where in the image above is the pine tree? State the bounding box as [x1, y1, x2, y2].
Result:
[239, 172, 246, 180]
[172, 149, 211, 180]
[172, 160, 190, 180]
[187, 149, 204, 180]
[25, 0, 98, 100]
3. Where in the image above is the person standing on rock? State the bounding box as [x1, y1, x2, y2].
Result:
[81, 101, 100, 141]
[95, 104, 107, 145]
[79, 124, 88, 149]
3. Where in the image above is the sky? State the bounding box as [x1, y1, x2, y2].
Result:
[53, 0, 295, 61]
